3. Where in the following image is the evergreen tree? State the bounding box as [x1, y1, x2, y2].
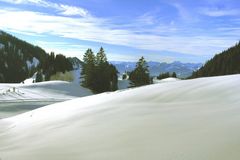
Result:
[108, 64, 119, 91]
[0, 31, 74, 83]
[81, 47, 118, 93]
[190, 41, 240, 78]
[94, 47, 110, 92]
[129, 56, 150, 87]
[172, 72, 177, 78]
[96, 47, 107, 65]
[81, 49, 96, 89]
[0, 73, 5, 83]
[35, 70, 43, 82]
[157, 72, 178, 80]
[122, 73, 127, 80]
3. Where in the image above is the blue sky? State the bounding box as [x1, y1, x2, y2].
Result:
[0, 0, 239, 63]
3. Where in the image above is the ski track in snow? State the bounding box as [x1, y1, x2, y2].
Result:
[0, 80, 93, 118]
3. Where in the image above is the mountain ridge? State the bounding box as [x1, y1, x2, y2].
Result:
[111, 61, 202, 78]
[190, 42, 240, 78]
[0, 31, 73, 83]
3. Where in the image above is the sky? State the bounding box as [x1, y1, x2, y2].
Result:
[0, 0, 239, 63]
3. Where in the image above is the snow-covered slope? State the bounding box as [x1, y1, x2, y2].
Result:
[23, 72, 38, 84]
[118, 79, 130, 89]
[0, 81, 92, 101]
[0, 75, 240, 160]
[26, 57, 40, 69]
[0, 81, 93, 118]
[153, 77, 180, 84]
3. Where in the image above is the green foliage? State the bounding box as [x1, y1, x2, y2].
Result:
[129, 56, 150, 87]
[157, 72, 177, 80]
[190, 42, 240, 78]
[35, 71, 43, 82]
[43, 52, 73, 81]
[81, 47, 118, 93]
[50, 71, 74, 82]
[81, 49, 96, 88]
[172, 72, 177, 78]
[0, 73, 5, 83]
[122, 73, 127, 80]
[96, 47, 107, 65]
[0, 31, 73, 83]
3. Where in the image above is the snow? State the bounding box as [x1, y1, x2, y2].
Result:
[26, 57, 40, 69]
[0, 43, 4, 49]
[153, 77, 180, 84]
[7, 41, 12, 47]
[0, 80, 92, 102]
[0, 75, 240, 160]
[23, 72, 37, 84]
[118, 79, 130, 89]
[17, 49, 23, 56]
[4, 62, 8, 68]
[0, 81, 93, 118]
[70, 68, 82, 84]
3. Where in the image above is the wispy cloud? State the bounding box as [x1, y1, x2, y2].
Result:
[58, 4, 88, 17]
[0, 0, 90, 17]
[0, 7, 236, 56]
[0, 0, 239, 62]
[199, 7, 239, 17]
[135, 11, 158, 25]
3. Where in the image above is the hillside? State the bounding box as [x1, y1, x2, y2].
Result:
[0, 31, 73, 83]
[68, 57, 83, 69]
[0, 75, 240, 160]
[190, 42, 240, 78]
[0, 81, 93, 118]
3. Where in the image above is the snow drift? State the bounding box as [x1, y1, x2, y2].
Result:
[0, 75, 240, 160]
[153, 77, 180, 84]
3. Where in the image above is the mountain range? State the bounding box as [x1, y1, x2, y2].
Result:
[111, 61, 202, 78]
[0, 30, 203, 82]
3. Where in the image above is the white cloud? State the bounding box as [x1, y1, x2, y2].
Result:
[0, 0, 90, 17]
[0, 8, 237, 56]
[59, 4, 88, 17]
[136, 12, 157, 25]
[199, 7, 239, 17]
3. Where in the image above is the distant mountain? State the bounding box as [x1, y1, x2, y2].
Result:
[68, 57, 83, 70]
[0, 31, 73, 83]
[111, 61, 202, 78]
[190, 42, 240, 78]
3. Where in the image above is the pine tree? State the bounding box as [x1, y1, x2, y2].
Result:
[96, 47, 107, 65]
[0, 31, 74, 82]
[35, 70, 43, 82]
[172, 72, 177, 78]
[94, 47, 110, 92]
[81, 48, 119, 93]
[108, 64, 119, 91]
[129, 56, 150, 87]
[190, 41, 240, 78]
[81, 49, 96, 89]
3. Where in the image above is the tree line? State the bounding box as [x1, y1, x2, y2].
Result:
[81, 50, 153, 92]
[0, 31, 73, 83]
[157, 72, 177, 80]
[41, 52, 73, 81]
[190, 41, 240, 78]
